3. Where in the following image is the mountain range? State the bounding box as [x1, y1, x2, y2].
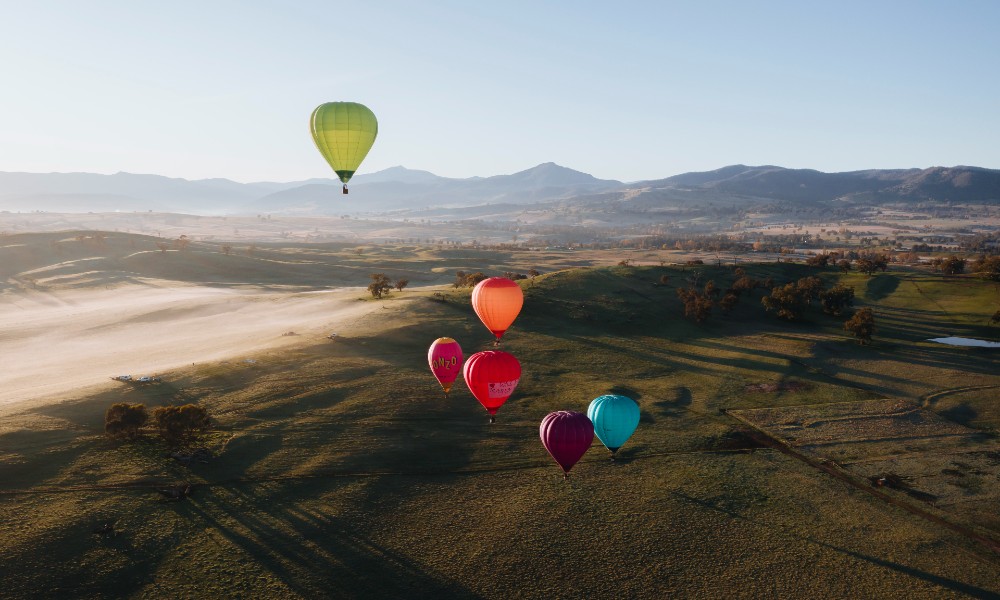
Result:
[1, 163, 998, 216]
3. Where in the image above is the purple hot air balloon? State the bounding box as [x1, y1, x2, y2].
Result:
[539, 411, 595, 478]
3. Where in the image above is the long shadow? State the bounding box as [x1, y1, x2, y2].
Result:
[185, 484, 483, 599]
[671, 491, 1000, 599]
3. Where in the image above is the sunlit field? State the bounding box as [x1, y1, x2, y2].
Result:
[2, 232, 999, 598]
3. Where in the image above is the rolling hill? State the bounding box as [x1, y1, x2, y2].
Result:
[2, 163, 999, 218]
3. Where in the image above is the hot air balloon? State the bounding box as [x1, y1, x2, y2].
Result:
[310, 101, 378, 194]
[539, 411, 594, 478]
[428, 337, 463, 397]
[462, 350, 521, 423]
[471, 277, 523, 345]
[586, 394, 640, 459]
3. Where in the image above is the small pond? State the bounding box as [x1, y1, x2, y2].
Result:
[927, 337, 1000, 348]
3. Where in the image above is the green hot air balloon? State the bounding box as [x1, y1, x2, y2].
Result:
[310, 102, 378, 194]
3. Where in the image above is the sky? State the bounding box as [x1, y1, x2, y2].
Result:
[1, 1, 998, 183]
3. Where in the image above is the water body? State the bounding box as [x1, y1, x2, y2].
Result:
[928, 337, 1000, 348]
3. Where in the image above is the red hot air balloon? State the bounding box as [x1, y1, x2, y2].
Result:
[428, 337, 463, 397]
[471, 277, 524, 345]
[539, 411, 594, 478]
[462, 350, 521, 423]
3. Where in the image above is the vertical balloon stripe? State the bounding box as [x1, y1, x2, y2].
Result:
[587, 395, 640, 453]
[310, 102, 378, 184]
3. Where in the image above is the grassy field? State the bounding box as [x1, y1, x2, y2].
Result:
[2, 235, 1000, 598]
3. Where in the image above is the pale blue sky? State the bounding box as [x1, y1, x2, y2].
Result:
[1, 1, 997, 182]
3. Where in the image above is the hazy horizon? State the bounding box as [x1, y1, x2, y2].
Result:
[2, 1, 999, 184]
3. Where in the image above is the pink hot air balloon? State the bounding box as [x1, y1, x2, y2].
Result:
[539, 411, 594, 478]
[428, 337, 463, 397]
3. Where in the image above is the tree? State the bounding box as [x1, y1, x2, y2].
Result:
[762, 283, 806, 320]
[676, 287, 714, 323]
[941, 255, 967, 275]
[368, 273, 392, 299]
[719, 291, 739, 313]
[795, 276, 824, 305]
[394, 278, 409, 292]
[806, 253, 830, 268]
[855, 258, 877, 276]
[659, 274, 671, 285]
[105, 403, 148, 439]
[844, 308, 875, 345]
[837, 259, 852, 273]
[731, 275, 757, 293]
[820, 284, 855, 316]
[972, 256, 1000, 282]
[152, 404, 210, 446]
[221, 244, 233, 256]
[528, 269, 540, 281]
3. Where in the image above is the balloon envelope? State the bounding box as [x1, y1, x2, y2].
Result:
[462, 350, 521, 418]
[539, 411, 594, 474]
[586, 394, 640, 454]
[471, 277, 524, 341]
[428, 337, 463, 395]
[310, 102, 378, 184]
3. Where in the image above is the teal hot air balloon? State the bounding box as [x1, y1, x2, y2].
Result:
[586, 394, 640, 459]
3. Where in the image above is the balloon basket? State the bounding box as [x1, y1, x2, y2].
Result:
[342, 185, 349, 194]
[489, 416, 496, 424]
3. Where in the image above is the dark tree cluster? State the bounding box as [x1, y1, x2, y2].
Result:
[367, 274, 409, 297]
[819, 284, 855, 316]
[104, 403, 148, 439]
[676, 282, 716, 323]
[972, 255, 1000, 281]
[805, 253, 831, 268]
[855, 254, 889, 276]
[152, 405, 211, 447]
[368, 273, 392, 298]
[844, 308, 876, 345]
[761, 276, 824, 320]
[105, 403, 211, 446]
[453, 271, 488, 288]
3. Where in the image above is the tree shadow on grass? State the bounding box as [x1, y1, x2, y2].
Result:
[184, 483, 483, 599]
[671, 490, 1000, 599]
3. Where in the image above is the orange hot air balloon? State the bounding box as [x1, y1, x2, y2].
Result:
[471, 277, 524, 344]
[462, 350, 521, 423]
[428, 337, 463, 396]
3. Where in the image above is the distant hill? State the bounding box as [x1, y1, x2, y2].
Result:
[637, 165, 1000, 204]
[1, 163, 998, 216]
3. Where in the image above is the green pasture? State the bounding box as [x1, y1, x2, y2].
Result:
[2, 242, 1000, 598]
